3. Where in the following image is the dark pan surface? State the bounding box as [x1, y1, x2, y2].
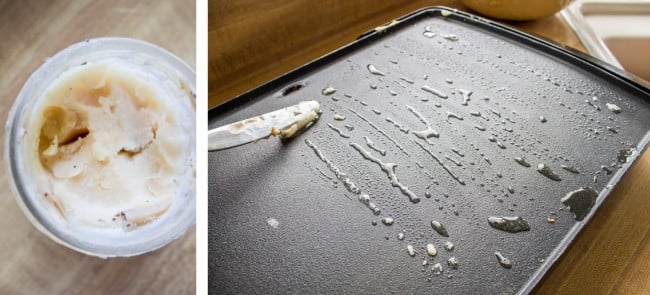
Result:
[209, 7, 650, 294]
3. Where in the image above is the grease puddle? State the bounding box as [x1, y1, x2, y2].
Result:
[561, 187, 598, 221]
[488, 216, 530, 233]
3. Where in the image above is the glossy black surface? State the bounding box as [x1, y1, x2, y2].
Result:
[209, 7, 650, 294]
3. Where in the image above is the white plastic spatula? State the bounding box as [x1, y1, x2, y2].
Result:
[208, 100, 321, 151]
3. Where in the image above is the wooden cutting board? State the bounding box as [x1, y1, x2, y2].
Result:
[208, 1, 650, 294]
[0, 1, 195, 294]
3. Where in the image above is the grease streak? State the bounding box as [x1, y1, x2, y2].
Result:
[305, 139, 361, 194]
[407, 105, 440, 143]
[415, 141, 465, 185]
[351, 143, 420, 203]
[350, 109, 409, 156]
[327, 123, 350, 138]
[363, 136, 386, 156]
[421, 85, 448, 98]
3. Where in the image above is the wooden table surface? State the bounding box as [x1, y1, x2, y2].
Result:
[0, 1, 195, 294]
[209, 1, 650, 294]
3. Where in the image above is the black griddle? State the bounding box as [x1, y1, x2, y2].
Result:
[209, 7, 650, 294]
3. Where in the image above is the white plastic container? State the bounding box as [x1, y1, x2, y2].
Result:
[4, 38, 195, 258]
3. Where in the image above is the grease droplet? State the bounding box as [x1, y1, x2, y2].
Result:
[617, 148, 636, 163]
[561, 165, 580, 174]
[322, 87, 337, 95]
[423, 31, 436, 38]
[458, 89, 472, 106]
[431, 220, 449, 237]
[537, 163, 561, 181]
[514, 157, 531, 167]
[446, 111, 464, 121]
[432, 263, 443, 275]
[266, 218, 279, 229]
[367, 64, 386, 76]
[443, 34, 458, 41]
[447, 257, 459, 269]
[601, 165, 613, 175]
[426, 244, 438, 257]
[407, 245, 416, 257]
[606, 103, 621, 113]
[382, 217, 394, 225]
[495, 251, 512, 269]
[444, 241, 454, 251]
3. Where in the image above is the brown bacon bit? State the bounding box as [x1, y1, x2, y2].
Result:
[271, 126, 280, 136]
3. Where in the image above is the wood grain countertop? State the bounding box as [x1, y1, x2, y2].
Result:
[0, 1, 195, 294]
[209, 1, 650, 294]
